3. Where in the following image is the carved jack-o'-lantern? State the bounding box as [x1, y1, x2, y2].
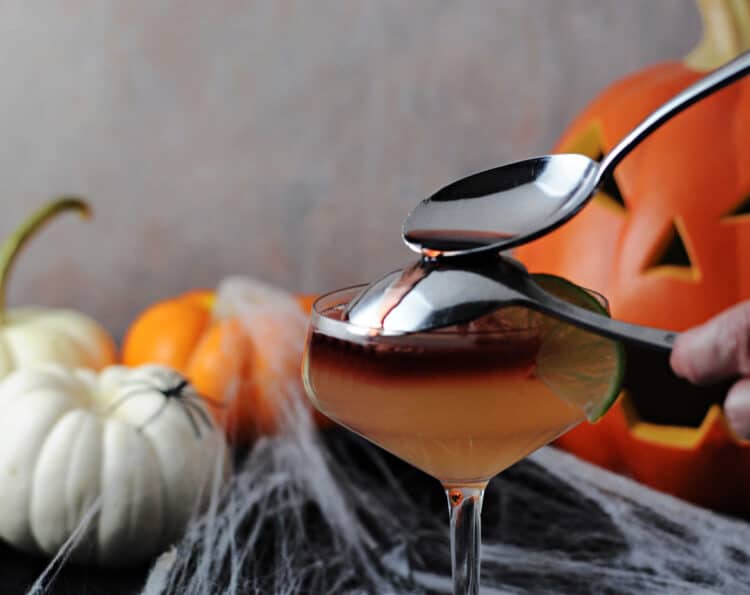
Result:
[516, 0, 750, 512]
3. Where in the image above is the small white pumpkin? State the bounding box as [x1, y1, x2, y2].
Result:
[0, 198, 116, 379]
[0, 364, 229, 567]
[0, 307, 116, 378]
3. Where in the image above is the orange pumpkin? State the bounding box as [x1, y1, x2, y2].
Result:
[123, 288, 325, 441]
[516, 0, 750, 512]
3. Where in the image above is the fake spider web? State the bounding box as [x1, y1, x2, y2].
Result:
[138, 277, 750, 594]
[28, 277, 750, 594]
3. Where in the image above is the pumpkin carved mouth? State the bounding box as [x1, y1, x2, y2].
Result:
[515, 0, 750, 512]
[622, 344, 730, 428]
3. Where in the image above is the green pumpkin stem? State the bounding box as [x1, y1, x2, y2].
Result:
[0, 198, 90, 322]
[686, 0, 750, 70]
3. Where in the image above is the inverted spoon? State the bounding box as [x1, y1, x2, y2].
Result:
[403, 50, 750, 256]
[345, 255, 676, 351]
[345, 52, 750, 347]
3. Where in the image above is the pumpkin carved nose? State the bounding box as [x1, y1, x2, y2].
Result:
[645, 220, 695, 274]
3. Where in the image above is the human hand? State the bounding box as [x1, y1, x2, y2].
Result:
[670, 301, 750, 437]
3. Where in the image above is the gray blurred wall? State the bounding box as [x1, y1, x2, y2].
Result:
[0, 1, 699, 335]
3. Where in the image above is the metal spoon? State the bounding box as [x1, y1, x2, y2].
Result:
[345, 52, 750, 349]
[345, 254, 676, 351]
[403, 51, 750, 256]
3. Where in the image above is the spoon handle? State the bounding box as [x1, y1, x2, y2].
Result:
[598, 50, 750, 181]
[525, 288, 677, 351]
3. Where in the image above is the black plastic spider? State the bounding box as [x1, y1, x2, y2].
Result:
[108, 374, 225, 438]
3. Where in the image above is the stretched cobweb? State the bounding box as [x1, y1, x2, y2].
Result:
[25, 276, 750, 594]
[138, 277, 750, 595]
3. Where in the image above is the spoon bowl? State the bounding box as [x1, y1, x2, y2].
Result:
[344, 51, 750, 347]
[402, 51, 750, 257]
[402, 155, 598, 256]
[344, 255, 676, 351]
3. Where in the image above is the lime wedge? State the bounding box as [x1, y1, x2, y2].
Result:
[531, 274, 625, 422]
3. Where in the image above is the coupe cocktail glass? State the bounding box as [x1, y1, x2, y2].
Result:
[302, 285, 618, 594]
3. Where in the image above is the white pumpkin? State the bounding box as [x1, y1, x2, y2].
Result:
[0, 364, 229, 567]
[0, 197, 117, 379]
[0, 307, 116, 378]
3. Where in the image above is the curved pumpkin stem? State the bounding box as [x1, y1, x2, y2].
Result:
[686, 0, 750, 70]
[0, 197, 91, 322]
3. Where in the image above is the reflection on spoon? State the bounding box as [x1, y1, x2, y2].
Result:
[402, 51, 750, 257]
[345, 255, 676, 351]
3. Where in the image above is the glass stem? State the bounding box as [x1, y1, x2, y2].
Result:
[446, 485, 485, 595]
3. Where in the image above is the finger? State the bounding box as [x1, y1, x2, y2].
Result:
[670, 301, 750, 385]
[724, 378, 750, 439]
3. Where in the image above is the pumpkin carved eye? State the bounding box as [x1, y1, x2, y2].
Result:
[594, 152, 627, 211]
[563, 123, 627, 213]
[723, 194, 750, 221]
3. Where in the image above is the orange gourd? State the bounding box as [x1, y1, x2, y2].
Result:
[123, 288, 324, 441]
[516, 0, 750, 512]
